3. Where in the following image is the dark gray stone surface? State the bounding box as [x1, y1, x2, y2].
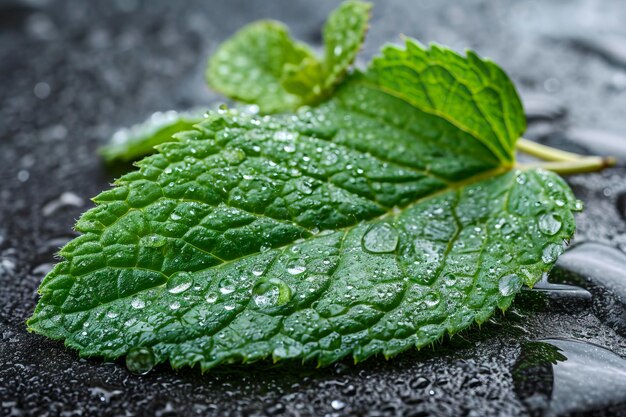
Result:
[2, 0, 626, 416]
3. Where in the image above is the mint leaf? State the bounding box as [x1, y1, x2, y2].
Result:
[364, 42, 524, 165]
[321, 0, 371, 89]
[206, 1, 372, 114]
[102, 1, 372, 165]
[101, 111, 204, 163]
[29, 41, 579, 371]
[206, 21, 317, 114]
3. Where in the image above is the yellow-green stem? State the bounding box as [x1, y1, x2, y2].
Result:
[516, 138, 584, 162]
[518, 157, 616, 175]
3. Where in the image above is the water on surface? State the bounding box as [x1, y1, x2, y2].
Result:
[514, 338, 626, 416]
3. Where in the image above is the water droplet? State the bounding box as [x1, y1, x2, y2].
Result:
[538, 213, 562, 236]
[296, 179, 313, 195]
[140, 234, 167, 248]
[220, 286, 235, 294]
[106, 311, 119, 319]
[222, 148, 246, 164]
[443, 273, 456, 286]
[423, 292, 440, 307]
[287, 264, 306, 275]
[170, 213, 181, 221]
[125, 346, 155, 375]
[542, 243, 563, 263]
[283, 144, 296, 153]
[166, 271, 193, 294]
[331, 399, 346, 410]
[574, 200, 584, 211]
[131, 298, 145, 309]
[169, 301, 180, 310]
[499, 274, 522, 296]
[362, 223, 399, 254]
[224, 305, 236, 311]
[252, 277, 293, 308]
[205, 293, 218, 304]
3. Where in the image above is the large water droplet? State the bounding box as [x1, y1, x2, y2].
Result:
[166, 271, 193, 294]
[362, 223, 399, 254]
[287, 263, 306, 275]
[252, 277, 293, 308]
[538, 213, 562, 236]
[423, 292, 440, 307]
[542, 243, 563, 263]
[219, 286, 235, 294]
[126, 346, 155, 375]
[499, 274, 522, 296]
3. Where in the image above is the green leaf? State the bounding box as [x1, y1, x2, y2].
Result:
[29, 41, 579, 371]
[363, 41, 524, 165]
[100, 111, 205, 164]
[206, 20, 317, 114]
[321, 0, 372, 88]
[206, 1, 372, 114]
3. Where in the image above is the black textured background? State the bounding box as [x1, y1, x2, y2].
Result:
[2, 0, 626, 416]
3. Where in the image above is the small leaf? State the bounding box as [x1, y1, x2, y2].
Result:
[29, 40, 580, 371]
[206, 1, 372, 113]
[206, 21, 317, 114]
[101, 110, 204, 164]
[321, 0, 372, 88]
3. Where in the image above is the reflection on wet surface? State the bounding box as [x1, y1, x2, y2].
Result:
[553, 242, 626, 335]
[514, 338, 626, 416]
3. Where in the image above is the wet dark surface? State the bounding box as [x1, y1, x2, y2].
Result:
[2, 0, 626, 416]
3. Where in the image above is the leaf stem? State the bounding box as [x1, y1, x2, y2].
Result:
[516, 137, 616, 174]
[517, 157, 616, 175]
[516, 138, 584, 162]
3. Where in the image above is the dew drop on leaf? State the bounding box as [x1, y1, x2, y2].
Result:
[140, 234, 167, 248]
[542, 243, 563, 263]
[499, 274, 522, 296]
[574, 200, 584, 211]
[222, 148, 247, 165]
[125, 346, 155, 375]
[287, 263, 306, 275]
[443, 273, 456, 286]
[166, 271, 193, 294]
[220, 286, 235, 295]
[252, 277, 293, 307]
[131, 298, 145, 309]
[423, 292, 440, 307]
[538, 213, 562, 236]
[205, 293, 218, 304]
[362, 223, 399, 254]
